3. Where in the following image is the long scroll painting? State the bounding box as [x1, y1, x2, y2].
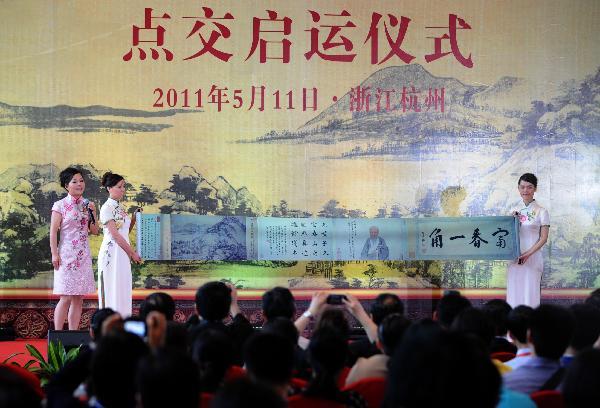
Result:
[137, 214, 519, 261]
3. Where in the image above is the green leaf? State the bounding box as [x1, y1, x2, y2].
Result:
[37, 360, 52, 372]
[23, 360, 37, 369]
[66, 346, 81, 361]
[48, 341, 60, 371]
[25, 344, 46, 363]
[2, 352, 24, 364]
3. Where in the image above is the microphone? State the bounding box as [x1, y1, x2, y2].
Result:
[83, 199, 96, 225]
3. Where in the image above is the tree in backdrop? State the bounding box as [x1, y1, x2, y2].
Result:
[329, 268, 350, 289]
[363, 264, 385, 289]
[573, 233, 600, 288]
[132, 184, 159, 208]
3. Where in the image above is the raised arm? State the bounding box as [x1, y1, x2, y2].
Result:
[295, 291, 328, 334]
[343, 294, 379, 344]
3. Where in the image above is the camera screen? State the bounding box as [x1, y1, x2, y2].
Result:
[124, 320, 146, 338]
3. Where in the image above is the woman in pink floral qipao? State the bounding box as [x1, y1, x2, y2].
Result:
[50, 167, 98, 330]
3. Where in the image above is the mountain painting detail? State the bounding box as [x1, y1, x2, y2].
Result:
[170, 215, 248, 261]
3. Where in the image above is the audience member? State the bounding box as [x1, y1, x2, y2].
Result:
[506, 305, 534, 370]
[139, 292, 176, 321]
[0, 365, 43, 408]
[434, 291, 472, 328]
[348, 293, 404, 364]
[345, 313, 410, 386]
[292, 328, 366, 407]
[383, 325, 501, 408]
[584, 288, 600, 310]
[503, 304, 575, 394]
[191, 328, 234, 393]
[244, 332, 295, 399]
[482, 299, 518, 354]
[89, 330, 149, 408]
[137, 350, 199, 408]
[561, 303, 600, 367]
[189, 281, 253, 365]
[262, 286, 296, 321]
[263, 317, 310, 378]
[451, 307, 512, 374]
[212, 377, 287, 408]
[562, 348, 600, 408]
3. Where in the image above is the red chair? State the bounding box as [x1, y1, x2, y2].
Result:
[199, 392, 214, 407]
[337, 366, 351, 388]
[290, 377, 309, 389]
[224, 365, 246, 382]
[343, 377, 386, 408]
[530, 390, 565, 408]
[491, 352, 516, 362]
[288, 395, 345, 408]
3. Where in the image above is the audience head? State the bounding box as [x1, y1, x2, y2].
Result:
[307, 328, 348, 385]
[212, 378, 287, 408]
[263, 317, 300, 346]
[506, 305, 534, 345]
[91, 330, 149, 408]
[562, 348, 600, 408]
[585, 288, 600, 310]
[451, 307, 495, 351]
[195, 281, 231, 321]
[568, 303, 600, 353]
[435, 291, 472, 328]
[371, 293, 404, 325]
[90, 307, 116, 341]
[262, 287, 296, 321]
[140, 292, 176, 321]
[191, 329, 234, 393]
[137, 350, 199, 408]
[314, 308, 350, 341]
[482, 299, 512, 337]
[378, 313, 411, 356]
[528, 304, 575, 360]
[0, 365, 43, 408]
[384, 329, 501, 408]
[244, 332, 295, 390]
[164, 321, 188, 353]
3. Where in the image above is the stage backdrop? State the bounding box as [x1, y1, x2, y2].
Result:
[0, 0, 598, 293]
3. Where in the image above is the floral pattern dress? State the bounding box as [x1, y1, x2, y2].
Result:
[506, 200, 550, 308]
[98, 198, 132, 317]
[51, 194, 96, 295]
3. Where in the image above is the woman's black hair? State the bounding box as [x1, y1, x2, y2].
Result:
[58, 167, 83, 190]
[101, 171, 124, 189]
[518, 173, 538, 188]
